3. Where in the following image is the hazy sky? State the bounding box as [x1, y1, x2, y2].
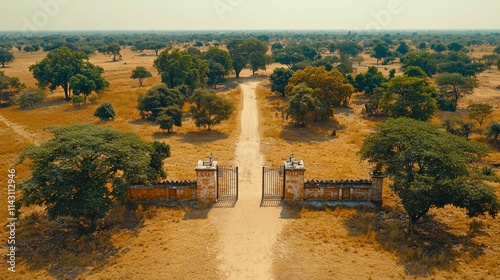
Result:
[1, 0, 499, 31]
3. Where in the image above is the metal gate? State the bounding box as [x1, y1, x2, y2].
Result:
[217, 165, 238, 201]
[262, 166, 285, 200]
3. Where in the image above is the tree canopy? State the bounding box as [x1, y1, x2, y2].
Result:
[137, 84, 186, 120]
[0, 48, 14, 67]
[360, 118, 499, 230]
[269, 67, 294, 97]
[19, 124, 170, 228]
[203, 47, 233, 88]
[189, 89, 234, 131]
[285, 83, 319, 126]
[130, 66, 153, 87]
[154, 48, 208, 92]
[354, 66, 386, 95]
[401, 51, 437, 77]
[285, 66, 354, 121]
[94, 102, 116, 121]
[435, 73, 478, 112]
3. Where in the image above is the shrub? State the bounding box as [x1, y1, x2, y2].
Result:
[94, 103, 116, 121]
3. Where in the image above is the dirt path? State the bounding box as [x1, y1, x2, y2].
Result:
[209, 81, 285, 280]
[0, 113, 39, 145]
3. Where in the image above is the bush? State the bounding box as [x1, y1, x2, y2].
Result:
[94, 102, 116, 121]
[72, 95, 84, 107]
[17, 88, 46, 109]
[486, 122, 500, 141]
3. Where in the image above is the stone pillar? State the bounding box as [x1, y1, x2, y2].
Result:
[370, 172, 385, 207]
[284, 155, 306, 201]
[196, 155, 218, 205]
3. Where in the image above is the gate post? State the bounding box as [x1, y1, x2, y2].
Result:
[195, 154, 218, 205]
[283, 154, 306, 201]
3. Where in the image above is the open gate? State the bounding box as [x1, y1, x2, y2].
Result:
[217, 165, 238, 201]
[262, 166, 285, 200]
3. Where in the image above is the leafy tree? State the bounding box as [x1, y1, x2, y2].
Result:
[227, 39, 248, 78]
[98, 43, 121, 61]
[486, 122, 500, 141]
[467, 103, 493, 127]
[396, 41, 410, 55]
[442, 118, 475, 140]
[203, 47, 233, 88]
[437, 52, 486, 77]
[130, 66, 152, 87]
[327, 42, 337, 54]
[154, 48, 208, 92]
[435, 73, 478, 111]
[189, 89, 234, 131]
[431, 43, 447, 53]
[72, 94, 84, 107]
[379, 76, 437, 121]
[285, 83, 319, 126]
[17, 88, 46, 109]
[0, 71, 24, 106]
[401, 51, 437, 77]
[0, 48, 14, 67]
[354, 66, 385, 95]
[418, 42, 428, 50]
[137, 84, 185, 120]
[157, 106, 182, 133]
[94, 102, 116, 121]
[360, 118, 499, 231]
[271, 42, 284, 51]
[448, 42, 465, 52]
[30, 47, 88, 100]
[371, 42, 389, 65]
[245, 38, 269, 75]
[270, 67, 294, 97]
[273, 48, 308, 69]
[404, 66, 427, 78]
[285, 66, 354, 120]
[18, 124, 170, 228]
[335, 54, 354, 76]
[494, 45, 500, 55]
[337, 41, 363, 57]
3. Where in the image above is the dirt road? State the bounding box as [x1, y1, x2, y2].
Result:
[209, 81, 285, 280]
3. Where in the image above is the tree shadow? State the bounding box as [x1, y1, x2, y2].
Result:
[280, 119, 347, 143]
[344, 207, 486, 277]
[179, 130, 229, 144]
[17, 204, 144, 279]
[152, 131, 178, 140]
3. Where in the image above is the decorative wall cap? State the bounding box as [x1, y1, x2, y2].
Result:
[304, 179, 373, 188]
[130, 180, 197, 189]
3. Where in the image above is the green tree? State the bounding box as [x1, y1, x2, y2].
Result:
[285, 83, 319, 126]
[0, 48, 14, 67]
[189, 89, 234, 131]
[285, 66, 354, 120]
[481, 54, 499, 72]
[154, 48, 208, 92]
[431, 43, 447, 53]
[380, 76, 437, 121]
[337, 41, 363, 57]
[494, 45, 500, 55]
[203, 47, 233, 88]
[448, 42, 464, 52]
[94, 102, 116, 121]
[354, 66, 386, 95]
[396, 41, 410, 55]
[401, 51, 437, 77]
[270, 67, 294, 97]
[227, 39, 248, 78]
[360, 118, 499, 231]
[438, 52, 486, 77]
[404, 66, 427, 78]
[29, 46, 88, 100]
[245, 38, 269, 75]
[137, 84, 185, 120]
[0, 71, 24, 106]
[467, 103, 493, 127]
[18, 124, 170, 228]
[131, 66, 153, 87]
[17, 88, 46, 109]
[371, 42, 389, 65]
[273, 48, 308, 69]
[157, 106, 182, 133]
[486, 122, 500, 141]
[436, 73, 478, 111]
[98, 43, 121, 61]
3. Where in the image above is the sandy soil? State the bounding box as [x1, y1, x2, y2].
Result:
[0, 113, 39, 145]
[208, 80, 286, 280]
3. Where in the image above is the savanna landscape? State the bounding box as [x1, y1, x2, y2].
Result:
[0, 13, 500, 280]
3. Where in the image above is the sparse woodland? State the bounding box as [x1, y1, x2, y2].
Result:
[0, 30, 500, 279]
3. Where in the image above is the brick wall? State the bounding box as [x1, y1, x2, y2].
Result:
[304, 179, 376, 202]
[128, 180, 197, 201]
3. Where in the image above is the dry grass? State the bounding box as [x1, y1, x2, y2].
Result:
[0, 205, 221, 280]
[257, 81, 376, 180]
